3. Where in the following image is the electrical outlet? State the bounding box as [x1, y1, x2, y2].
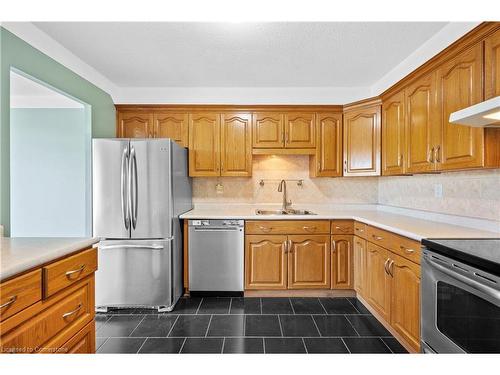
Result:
[215, 182, 224, 194]
[434, 183, 443, 198]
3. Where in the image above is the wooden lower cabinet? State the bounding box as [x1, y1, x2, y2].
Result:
[331, 235, 353, 289]
[353, 237, 367, 296]
[57, 320, 95, 354]
[288, 235, 330, 289]
[245, 235, 287, 290]
[390, 253, 421, 351]
[365, 242, 392, 322]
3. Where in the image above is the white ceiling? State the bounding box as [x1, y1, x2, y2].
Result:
[33, 22, 447, 88]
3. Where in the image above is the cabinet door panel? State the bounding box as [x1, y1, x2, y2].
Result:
[353, 237, 367, 296]
[245, 235, 287, 290]
[221, 113, 252, 177]
[343, 106, 381, 176]
[366, 242, 391, 322]
[118, 112, 153, 138]
[310, 113, 342, 177]
[331, 235, 353, 289]
[438, 44, 484, 170]
[382, 91, 405, 175]
[285, 113, 316, 148]
[252, 113, 284, 148]
[188, 113, 220, 177]
[406, 73, 438, 173]
[153, 112, 188, 146]
[485, 28, 500, 99]
[390, 254, 421, 352]
[288, 235, 330, 289]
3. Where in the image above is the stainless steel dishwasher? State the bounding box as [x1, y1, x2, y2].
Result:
[188, 219, 244, 295]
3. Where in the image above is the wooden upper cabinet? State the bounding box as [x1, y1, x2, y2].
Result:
[405, 72, 439, 173]
[366, 242, 391, 322]
[153, 112, 188, 146]
[485, 27, 500, 99]
[117, 112, 153, 138]
[437, 44, 484, 170]
[220, 113, 252, 177]
[285, 113, 316, 148]
[390, 253, 421, 352]
[245, 235, 287, 290]
[309, 113, 343, 177]
[188, 113, 221, 177]
[288, 235, 330, 289]
[252, 112, 284, 148]
[331, 235, 353, 289]
[343, 103, 381, 176]
[382, 91, 406, 175]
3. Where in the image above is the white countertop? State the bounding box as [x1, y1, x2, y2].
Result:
[0, 237, 99, 281]
[180, 204, 500, 241]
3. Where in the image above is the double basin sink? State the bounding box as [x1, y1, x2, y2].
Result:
[255, 208, 316, 216]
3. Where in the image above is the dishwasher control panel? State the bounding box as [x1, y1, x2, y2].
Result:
[189, 219, 244, 227]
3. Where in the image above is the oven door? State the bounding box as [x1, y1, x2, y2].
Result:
[422, 250, 500, 353]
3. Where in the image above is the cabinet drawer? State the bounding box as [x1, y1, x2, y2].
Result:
[391, 236, 422, 265]
[245, 220, 330, 235]
[1, 276, 94, 354]
[354, 221, 368, 239]
[366, 225, 395, 250]
[331, 220, 354, 235]
[43, 247, 97, 298]
[1, 270, 42, 322]
[56, 320, 95, 354]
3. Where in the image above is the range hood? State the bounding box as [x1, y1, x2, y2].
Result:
[449, 96, 500, 127]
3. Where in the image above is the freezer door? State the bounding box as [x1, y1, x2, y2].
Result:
[95, 239, 174, 309]
[130, 139, 172, 239]
[92, 139, 130, 239]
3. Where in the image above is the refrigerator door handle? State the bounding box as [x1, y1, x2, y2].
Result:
[120, 147, 130, 230]
[128, 146, 138, 229]
[99, 244, 165, 250]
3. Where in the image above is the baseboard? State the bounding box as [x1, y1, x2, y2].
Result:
[244, 289, 356, 297]
[356, 294, 419, 354]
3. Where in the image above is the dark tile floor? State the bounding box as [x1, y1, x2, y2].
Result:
[95, 297, 408, 354]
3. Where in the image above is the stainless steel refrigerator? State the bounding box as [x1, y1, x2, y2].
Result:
[92, 138, 192, 312]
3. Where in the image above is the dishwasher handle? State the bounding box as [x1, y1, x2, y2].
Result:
[193, 227, 242, 232]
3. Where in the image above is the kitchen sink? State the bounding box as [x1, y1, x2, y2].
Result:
[255, 209, 316, 215]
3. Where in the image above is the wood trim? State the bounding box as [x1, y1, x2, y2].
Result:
[115, 104, 344, 112]
[381, 22, 500, 100]
[343, 96, 382, 112]
[252, 148, 315, 155]
[183, 220, 189, 293]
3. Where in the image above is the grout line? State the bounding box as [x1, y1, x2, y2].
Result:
[127, 315, 146, 337]
[260, 298, 263, 314]
[310, 315, 322, 337]
[96, 336, 110, 352]
[228, 298, 233, 314]
[262, 337, 266, 354]
[135, 337, 148, 354]
[302, 337, 308, 354]
[317, 298, 328, 314]
[345, 297, 361, 314]
[166, 315, 180, 337]
[380, 337, 394, 353]
[221, 337, 226, 354]
[340, 338, 351, 354]
[195, 298, 203, 314]
[205, 315, 214, 337]
[277, 315, 284, 337]
[344, 314, 361, 337]
[178, 337, 187, 354]
[289, 298, 296, 314]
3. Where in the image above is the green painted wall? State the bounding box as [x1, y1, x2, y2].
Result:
[0, 27, 116, 236]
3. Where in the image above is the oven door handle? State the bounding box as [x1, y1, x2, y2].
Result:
[426, 257, 500, 301]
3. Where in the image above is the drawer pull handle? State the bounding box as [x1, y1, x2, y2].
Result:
[303, 226, 316, 232]
[335, 226, 349, 232]
[62, 303, 82, 319]
[331, 240, 336, 252]
[0, 295, 17, 309]
[65, 264, 86, 278]
[259, 226, 272, 233]
[400, 246, 415, 254]
[355, 228, 364, 233]
[372, 235, 383, 241]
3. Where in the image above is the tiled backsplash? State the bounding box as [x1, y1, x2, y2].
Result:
[192, 155, 379, 204]
[378, 169, 500, 221]
[192, 155, 500, 221]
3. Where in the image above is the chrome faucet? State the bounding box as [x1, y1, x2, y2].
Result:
[277, 179, 292, 211]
